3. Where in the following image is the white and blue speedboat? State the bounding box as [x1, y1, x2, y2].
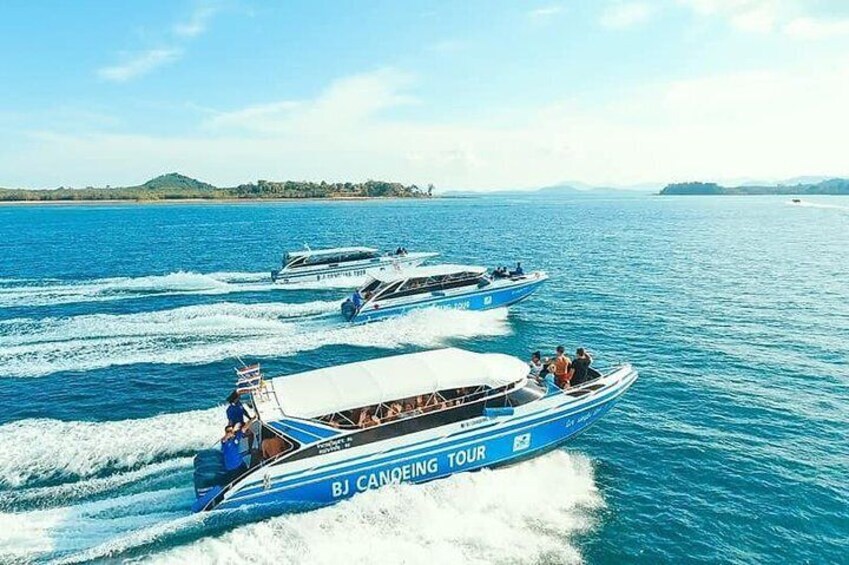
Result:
[191, 348, 637, 513]
[340, 264, 548, 322]
[271, 246, 437, 285]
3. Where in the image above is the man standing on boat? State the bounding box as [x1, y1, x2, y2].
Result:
[553, 346, 572, 388]
[226, 391, 255, 446]
[570, 348, 594, 386]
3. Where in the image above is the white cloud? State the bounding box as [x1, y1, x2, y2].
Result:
[204, 68, 416, 134]
[600, 2, 654, 29]
[784, 16, 849, 39]
[9, 61, 849, 189]
[679, 0, 849, 37]
[528, 5, 563, 20]
[97, 1, 222, 82]
[97, 49, 182, 82]
[174, 3, 221, 37]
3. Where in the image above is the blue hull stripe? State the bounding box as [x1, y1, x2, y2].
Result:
[221, 396, 621, 509]
[234, 377, 630, 496]
[267, 418, 341, 444]
[219, 372, 635, 507]
[354, 277, 546, 322]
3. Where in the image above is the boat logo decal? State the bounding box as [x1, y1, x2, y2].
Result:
[513, 433, 531, 452]
[317, 436, 353, 455]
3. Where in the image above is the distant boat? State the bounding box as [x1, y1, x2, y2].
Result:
[340, 264, 548, 323]
[792, 198, 802, 204]
[190, 348, 638, 513]
[271, 246, 437, 285]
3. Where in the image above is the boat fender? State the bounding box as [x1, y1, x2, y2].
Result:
[484, 407, 515, 418]
[191, 485, 223, 513]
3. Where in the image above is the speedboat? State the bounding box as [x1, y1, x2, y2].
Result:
[340, 264, 548, 323]
[271, 246, 438, 285]
[191, 348, 637, 513]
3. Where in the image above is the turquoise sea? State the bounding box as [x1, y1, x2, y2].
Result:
[0, 196, 846, 564]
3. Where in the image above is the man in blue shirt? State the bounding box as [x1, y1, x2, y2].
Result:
[226, 391, 247, 428]
[221, 425, 247, 482]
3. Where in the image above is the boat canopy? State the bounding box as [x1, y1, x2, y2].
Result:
[287, 246, 378, 260]
[268, 348, 528, 419]
[366, 264, 487, 284]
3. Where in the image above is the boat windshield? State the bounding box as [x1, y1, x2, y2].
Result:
[286, 250, 378, 269]
[381, 271, 482, 299]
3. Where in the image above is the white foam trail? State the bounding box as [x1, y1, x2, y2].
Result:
[0, 408, 222, 488]
[788, 199, 849, 211]
[0, 458, 191, 511]
[0, 271, 276, 308]
[0, 486, 195, 563]
[0, 305, 512, 378]
[146, 451, 601, 565]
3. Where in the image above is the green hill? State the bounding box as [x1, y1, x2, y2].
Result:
[0, 174, 433, 202]
[660, 179, 849, 196]
[137, 172, 216, 191]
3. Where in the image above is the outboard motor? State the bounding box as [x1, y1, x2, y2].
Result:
[193, 448, 227, 499]
[341, 297, 358, 321]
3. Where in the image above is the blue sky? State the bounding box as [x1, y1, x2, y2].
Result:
[2, 0, 849, 190]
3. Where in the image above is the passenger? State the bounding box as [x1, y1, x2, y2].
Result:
[570, 348, 594, 386]
[384, 402, 402, 421]
[511, 262, 524, 277]
[396, 247, 403, 255]
[226, 391, 255, 445]
[226, 391, 248, 428]
[403, 400, 416, 414]
[221, 425, 247, 482]
[529, 351, 543, 378]
[261, 434, 288, 460]
[351, 291, 363, 309]
[538, 357, 552, 378]
[553, 346, 572, 389]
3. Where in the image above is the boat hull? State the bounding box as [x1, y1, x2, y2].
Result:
[351, 274, 548, 323]
[272, 253, 435, 285]
[204, 365, 636, 513]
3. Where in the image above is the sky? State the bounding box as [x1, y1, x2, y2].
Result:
[1, 0, 849, 191]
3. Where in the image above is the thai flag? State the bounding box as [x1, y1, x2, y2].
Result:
[235, 364, 263, 393]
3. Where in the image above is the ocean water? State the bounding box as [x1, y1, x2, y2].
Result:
[0, 196, 846, 564]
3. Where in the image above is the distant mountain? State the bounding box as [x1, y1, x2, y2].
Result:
[660, 178, 849, 196]
[137, 172, 216, 191]
[442, 182, 652, 198]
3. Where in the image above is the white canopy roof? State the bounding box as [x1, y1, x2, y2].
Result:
[287, 246, 377, 259]
[268, 348, 528, 419]
[367, 264, 487, 283]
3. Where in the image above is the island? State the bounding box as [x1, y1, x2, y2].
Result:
[659, 178, 849, 196]
[0, 173, 435, 202]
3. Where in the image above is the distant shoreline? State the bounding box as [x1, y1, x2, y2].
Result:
[0, 196, 436, 206]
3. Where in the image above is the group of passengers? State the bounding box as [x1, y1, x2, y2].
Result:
[394, 247, 408, 256]
[492, 262, 524, 279]
[326, 388, 473, 429]
[529, 346, 597, 389]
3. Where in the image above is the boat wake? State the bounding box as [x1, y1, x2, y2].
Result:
[0, 442, 601, 564]
[788, 200, 849, 212]
[0, 304, 512, 378]
[0, 408, 222, 489]
[0, 271, 276, 308]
